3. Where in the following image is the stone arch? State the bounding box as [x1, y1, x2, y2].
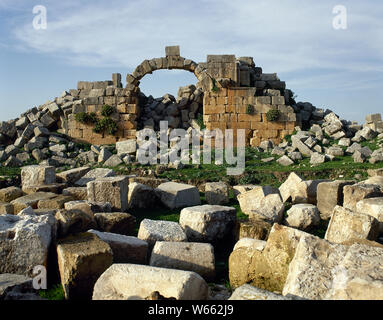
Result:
[124, 46, 214, 130]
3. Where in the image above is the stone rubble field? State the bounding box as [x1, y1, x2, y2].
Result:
[1, 161, 383, 300]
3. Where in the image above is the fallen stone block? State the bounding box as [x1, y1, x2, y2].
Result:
[87, 176, 129, 211]
[155, 182, 201, 209]
[37, 195, 74, 210]
[356, 197, 383, 232]
[325, 205, 379, 244]
[204, 182, 229, 205]
[62, 187, 87, 200]
[74, 168, 115, 187]
[88, 230, 148, 264]
[150, 241, 215, 281]
[21, 165, 56, 191]
[343, 183, 383, 212]
[0, 214, 54, 276]
[238, 186, 284, 223]
[316, 180, 355, 220]
[11, 192, 57, 213]
[55, 209, 97, 237]
[56, 167, 90, 185]
[284, 204, 321, 231]
[57, 232, 113, 300]
[127, 182, 158, 209]
[234, 218, 272, 241]
[92, 264, 208, 300]
[179, 205, 236, 243]
[94, 212, 136, 236]
[0, 187, 23, 203]
[138, 219, 187, 247]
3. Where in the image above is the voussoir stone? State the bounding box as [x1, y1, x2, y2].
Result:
[92, 264, 209, 300]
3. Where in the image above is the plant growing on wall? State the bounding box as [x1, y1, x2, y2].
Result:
[246, 104, 255, 115]
[266, 109, 280, 122]
[101, 104, 115, 117]
[75, 112, 98, 124]
[93, 117, 118, 135]
[74, 105, 118, 136]
[211, 78, 219, 93]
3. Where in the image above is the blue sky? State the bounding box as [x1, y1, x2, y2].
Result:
[1, 0, 382, 124]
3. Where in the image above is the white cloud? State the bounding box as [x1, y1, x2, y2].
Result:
[10, 0, 382, 75]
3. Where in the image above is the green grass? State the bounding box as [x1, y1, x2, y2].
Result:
[38, 284, 65, 300]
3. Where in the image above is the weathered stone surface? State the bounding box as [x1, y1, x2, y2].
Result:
[0, 214, 54, 276]
[56, 167, 90, 185]
[204, 182, 229, 205]
[284, 204, 321, 231]
[127, 182, 158, 209]
[234, 218, 272, 241]
[0, 202, 14, 215]
[279, 172, 303, 203]
[74, 168, 115, 187]
[103, 155, 123, 167]
[283, 236, 383, 300]
[150, 241, 215, 280]
[87, 176, 129, 211]
[22, 183, 65, 195]
[343, 183, 383, 212]
[229, 284, 292, 300]
[317, 180, 355, 220]
[179, 205, 236, 243]
[88, 230, 148, 264]
[229, 224, 310, 292]
[92, 264, 208, 300]
[0, 273, 34, 300]
[62, 187, 88, 200]
[21, 165, 56, 190]
[238, 186, 284, 223]
[310, 152, 325, 165]
[232, 185, 258, 199]
[116, 139, 137, 156]
[55, 209, 97, 237]
[0, 187, 23, 203]
[138, 219, 187, 247]
[98, 148, 112, 163]
[325, 205, 379, 244]
[94, 212, 136, 236]
[155, 182, 201, 209]
[277, 155, 294, 166]
[11, 192, 57, 213]
[57, 232, 113, 300]
[356, 197, 383, 232]
[37, 195, 74, 210]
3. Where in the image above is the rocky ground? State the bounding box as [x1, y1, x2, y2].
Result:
[1, 87, 383, 300]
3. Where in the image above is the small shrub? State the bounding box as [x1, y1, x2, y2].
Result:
[246, 104, 255, 115]
[101, 104, 115, 117]
[75, 112, 97, 124]
[94, 117, 118, 135]
[266, 109, 280, 122]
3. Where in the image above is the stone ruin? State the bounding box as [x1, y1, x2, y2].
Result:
[61, 46, 300, 146]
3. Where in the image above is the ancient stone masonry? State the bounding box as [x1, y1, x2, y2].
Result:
[61, 46, 298, 146]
